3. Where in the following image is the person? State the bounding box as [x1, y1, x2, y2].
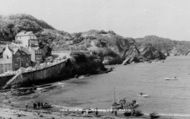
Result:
[33, 103, 37, 109]
[95, 108, 98, 116]
[114, 110, 117, 116]
[139, 92, 143, 96]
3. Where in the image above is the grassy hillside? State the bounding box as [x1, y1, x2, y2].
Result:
[0, 14, 54, 41]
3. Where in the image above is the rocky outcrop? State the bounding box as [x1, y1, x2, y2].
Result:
[68, 51, 108, 75]
[66, 30, 133, 65]
[139, 44, 166, 60]
[122, 44, 166, 65]
[122, 45, 143, 65]
[65, 30, 166, 65]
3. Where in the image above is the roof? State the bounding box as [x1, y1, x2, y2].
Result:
[4, 44, 31, 55]
[19, 47, 31, 55]
[16, 31, 36, 37]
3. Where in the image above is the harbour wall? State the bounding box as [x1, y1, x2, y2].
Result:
[4, 59, 69, 88]
[3, 56, 108, 88]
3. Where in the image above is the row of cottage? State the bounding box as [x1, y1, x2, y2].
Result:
[0, 31, 46, 74]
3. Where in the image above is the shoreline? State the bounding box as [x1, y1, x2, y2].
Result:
[0, 104, 188, 119]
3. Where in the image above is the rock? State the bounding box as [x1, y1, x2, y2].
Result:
[65, 51, 108, 76]
[140, 44, 166, 60]
[122, 45, 143, 65]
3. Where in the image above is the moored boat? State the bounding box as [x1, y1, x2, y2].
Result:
[164, 76, 177, 81]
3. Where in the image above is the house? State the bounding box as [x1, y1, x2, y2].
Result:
[0, 45, 31, 73]
[12, 47, 31, 70]
[3, 45, 13, 59]
[15, 31, 38, 48]
[0, 59, 12, 74]
[15, 31, 43, 63]
[28, 47, 44, 63]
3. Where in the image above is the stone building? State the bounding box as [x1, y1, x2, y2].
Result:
[0, 45, 31, 73]
[12, 47, 31, 70]
[15, 31, 43, 63]
[15, 31, 38, 48]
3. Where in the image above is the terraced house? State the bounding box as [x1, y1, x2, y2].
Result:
[0, 45, 31, 73]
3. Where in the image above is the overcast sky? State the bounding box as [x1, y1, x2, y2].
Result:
[0, 0, 190, 41]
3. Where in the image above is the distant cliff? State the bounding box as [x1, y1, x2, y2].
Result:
[135, 35, 190, 56]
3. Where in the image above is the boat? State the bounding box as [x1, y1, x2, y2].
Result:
[36, 82, 64, 92]
[11, 87, 36, 96]
[164, 76, 177, 81]
[149, 112, 160, 118]
[0, 58, 69, 89]
[111, 88, 139, 110]
[139, 92, 149, 98]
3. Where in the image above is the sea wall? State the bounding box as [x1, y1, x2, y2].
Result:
[3, 60, 67, 88]
[4, 52, 109, 88]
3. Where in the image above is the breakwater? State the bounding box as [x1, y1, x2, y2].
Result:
[0, 52, 109, 89]
[1, 59, 68, 88]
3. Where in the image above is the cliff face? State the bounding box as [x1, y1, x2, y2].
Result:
[122, 45, 143, 65]
[64, 30, 166, 65]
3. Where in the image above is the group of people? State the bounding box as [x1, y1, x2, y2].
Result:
[112, 98, 138, 110]
[26, 101, 52, 109]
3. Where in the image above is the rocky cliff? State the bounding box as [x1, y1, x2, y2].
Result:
[64, 30, 166, 65]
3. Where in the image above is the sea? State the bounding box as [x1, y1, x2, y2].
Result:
[3, 56, 190, 116]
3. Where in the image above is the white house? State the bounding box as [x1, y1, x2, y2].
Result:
[3, 45, 13, 60]
[15, 31, 41, 62]
[15, 31, 38, 48]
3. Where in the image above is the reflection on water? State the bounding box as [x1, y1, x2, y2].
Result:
[4, 56, 190, 114]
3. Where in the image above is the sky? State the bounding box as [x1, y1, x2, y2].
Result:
[0, 0, 190, 41]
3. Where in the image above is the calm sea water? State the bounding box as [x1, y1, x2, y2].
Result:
[11, 56, 190, 114]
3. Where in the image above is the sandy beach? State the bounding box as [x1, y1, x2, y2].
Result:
[0, 105, 175, 119]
